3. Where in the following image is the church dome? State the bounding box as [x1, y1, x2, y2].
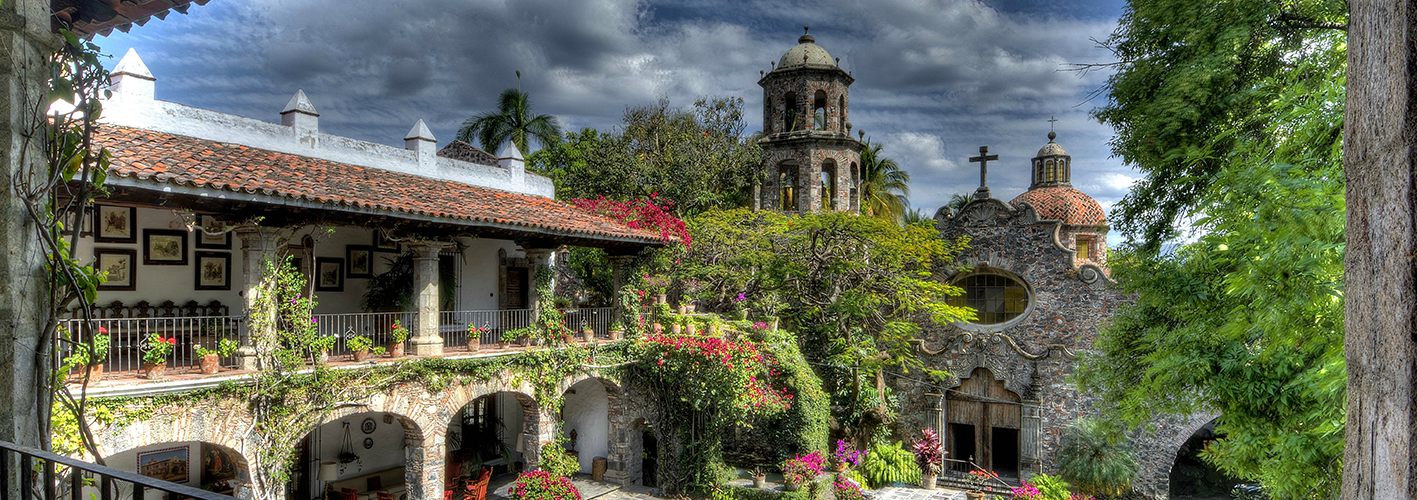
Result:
[1010, 186, 1107, 226]
[776, 31, 837, 70]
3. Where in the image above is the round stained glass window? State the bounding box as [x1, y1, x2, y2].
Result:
[948, 273, 1030, 325]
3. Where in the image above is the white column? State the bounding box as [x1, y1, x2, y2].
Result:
[409, 241, 452, 356]
[236, 227, 284, 371]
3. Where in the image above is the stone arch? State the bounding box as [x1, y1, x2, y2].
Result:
[945, 367, 1024, 476]
[92, 399, 256, 462]
[100, 441, 252, 497]
[783, 91, 798, 131]
[1130, 412, 1222, 499]
[812, 90, 828, 130]
[298, 408, 428, 499]
[442, 381, 545, 487]
[820, 159, 837, 210]
[777, 161, 800, 211]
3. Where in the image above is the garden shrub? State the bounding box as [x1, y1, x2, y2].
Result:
[1028, 473, 1073, 500]
[724, 329, 829, 467]
[538, 436, 580, 479]
[858, 441, 920, 488]
[509, 470, 581, 500]
[1057, 419, 1138, 498]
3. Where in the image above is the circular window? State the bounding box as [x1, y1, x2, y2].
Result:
[949, 273, 1030, 325]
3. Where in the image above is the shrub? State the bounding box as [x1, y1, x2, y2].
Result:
[783, 451, 825, 487]
[509, 470, 581, 500]
[858, 441, 919, 488]
[65, 327, 109, 366]
[501, 326, 534, 344]
[911, 428, 943, 474]
[833, 440, 862, 468]
[194, 338, 239, 358]
[539, 437, 580, 479]
[833, 474, 864, 500]
[1029, 474, 1073, 500]
[1056, 419, 1137, 498]
[347, 334, 376, 353]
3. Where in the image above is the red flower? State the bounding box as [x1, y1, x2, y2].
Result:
[97, 326, 108, 335]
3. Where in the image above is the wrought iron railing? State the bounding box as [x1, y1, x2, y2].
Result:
[438, 309, 533, 347]
[310, 311, 416, 358]
[57, 316, 243, 375]
[562, 307, 614, 339]
[0, 439, 233, 499]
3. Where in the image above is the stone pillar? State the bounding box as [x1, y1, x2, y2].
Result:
[603, 390, 632, 485]
[409, 241, 452, 356]
[1020, 369, 1044, 478]
[608, 255, 634, 328]
[0, 0, 54, 463]
[406, 432, 446, 500]
[524, 248, 554, 313]
[236, 227, 284, 371]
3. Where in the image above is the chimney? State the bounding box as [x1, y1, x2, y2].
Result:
[404, 119, 436, 167]
[280, 89, 319, 147]
[110, 48, 155, 101]
[495, 142, 525, 185]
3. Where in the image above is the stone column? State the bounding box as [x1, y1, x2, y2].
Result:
[524, 248, 554, 313]
[0, 0, 54, 465]
[603, 388, 632, 485]
[1020, 369, 1044, 478]
[409, 241, 452, 356]
[406, 432, 446, 499]
[236, 227, 284, 371]
[608, 254, 634, 326]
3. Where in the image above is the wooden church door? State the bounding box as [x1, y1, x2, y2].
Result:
[946, 367, 1023, 477]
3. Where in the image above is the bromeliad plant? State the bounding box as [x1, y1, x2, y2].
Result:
[912, 428, 944, 475]
[141, 333, 177, 365]
[782, 451, 825, 487]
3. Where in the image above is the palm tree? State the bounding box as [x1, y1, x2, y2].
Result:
[945, 193, 973, 213]
[457, 87, 562, 153]
[859, 140, 911, 223]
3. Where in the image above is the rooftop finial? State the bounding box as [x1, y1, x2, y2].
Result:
[798, 25, 814, 43]
[1047, 116, 1058, 140]
[969, 145, 999, 199]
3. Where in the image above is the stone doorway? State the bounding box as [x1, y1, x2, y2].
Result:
[946, 367, 1021, 476]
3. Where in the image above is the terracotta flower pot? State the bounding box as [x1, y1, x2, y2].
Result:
[468, 337, 481, 352]
[68, 363, 104, 382]
[834, 462, 848, 473]
[199, 354, 221, 374]
[753, 475, 767, 489]
[388, 342, 405, 357]
[609, 329, 623, 340]
[86, 363, 103, 381]
[142, 362, 167, 380]
[966, 490, 985, 500]
[498, 341, 509, 350]
[352, 349, 371, 362]
[921, 472, 938, 490]
[582, 328, 595, 342]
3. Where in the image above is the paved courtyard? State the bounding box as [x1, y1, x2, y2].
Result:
[488, 474, 971, 500]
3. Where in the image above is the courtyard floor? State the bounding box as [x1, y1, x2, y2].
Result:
[487, 474, 970, 500]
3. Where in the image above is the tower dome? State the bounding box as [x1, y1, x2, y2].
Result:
[1010, 131, 1107, 226]
[774, 27, 838, 72]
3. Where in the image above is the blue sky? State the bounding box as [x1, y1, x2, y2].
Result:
[93, 0, 1134, 219]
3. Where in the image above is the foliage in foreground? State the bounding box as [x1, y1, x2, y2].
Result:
[857, 440, 919, 488]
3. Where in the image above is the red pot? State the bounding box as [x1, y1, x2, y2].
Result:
[388, 342, 405, 357]
[198, 354, 220, 374]
[353, 349, 371, 362]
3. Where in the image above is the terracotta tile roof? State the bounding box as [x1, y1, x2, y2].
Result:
[93, 124, 662, 244]
[1010, 186, 1107, 226]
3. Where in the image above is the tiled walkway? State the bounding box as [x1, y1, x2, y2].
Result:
[870, 485, 970, 500]
[488, 475, 970, 500]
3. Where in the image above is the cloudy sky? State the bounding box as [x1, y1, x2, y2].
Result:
[94, 0, 1135, 221]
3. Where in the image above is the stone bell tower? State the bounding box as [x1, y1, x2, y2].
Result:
[757, 27, 864, 214]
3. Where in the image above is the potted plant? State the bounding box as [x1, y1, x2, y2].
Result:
[833, 474, 865, 500]
[608, 321, 624, 341]
[501, 327, 531, 348]
[193, 338, 238, 375]
[834, 439, 862, 472]
[64, 326, 109, 382]
[581, 325, 595, 343]
[782, 451, 824, 491]
[913, 428, 943, 490]
[752, 467, 767, 489]
[387, 320, 409, 357]
[141, 332, 176, 380]
[311, 334, 336, 364]
[467, 323, 489, 352]
[965, 467, 999, 499]
[508, 470, 581, 500]
[347, 334, 380, 362]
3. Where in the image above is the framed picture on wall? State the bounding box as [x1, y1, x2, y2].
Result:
[195, 215, 232, 249]
[199, 443, 239, 493]
[94, 205, 136, 243]
[372, 230, 399, 252]
[60, 206, 92, 237]
[143, 229, 188, 265]
[315, 257, 344, 291]
[194, 252, 232, 291]
[346, 245, 374, 278]
[94, 248, 136, 291]
[136, 446, 190, 484]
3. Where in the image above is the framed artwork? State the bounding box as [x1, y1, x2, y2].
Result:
[346, 245, 374, 278]
[195, 215, 232, 249]
[372, 230, 398, 252]
[194, 252, 232, 291]
[200, 443, 239, 493]
[60, 206, 92, 237]
[315, 257, 344, 291]
[360, 417, 377, 434]
[94, 205, 137, 243]
[137, 446, 190, 484]
[143, 229, 188, 265]
[94, 248, 136, 291]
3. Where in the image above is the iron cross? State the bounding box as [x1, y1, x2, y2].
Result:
[969, 145, 999, 197]
[1048, 115, 1059, 131]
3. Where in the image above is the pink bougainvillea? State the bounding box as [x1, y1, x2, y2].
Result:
[638, 333, 793, 416]
[570, 194, 691, 248]
[783, 451, 826, 486]
[509, 470, 581, 500]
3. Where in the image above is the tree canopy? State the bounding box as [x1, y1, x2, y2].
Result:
[858, 140, 911, 223]
[457, 87, 562, 153]
[1078, 2, 1347, 495]
[531, 97, 761, 217]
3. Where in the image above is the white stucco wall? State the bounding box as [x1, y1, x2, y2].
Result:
[107, 441, 249, 499]
[561, 379, 609, 473]
[76, 206, 244, 309]
[312, 412, 407, 483]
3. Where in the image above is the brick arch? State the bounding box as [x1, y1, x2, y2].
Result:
[92, 399, 256, 461]
[1132, 412, 1221, 499]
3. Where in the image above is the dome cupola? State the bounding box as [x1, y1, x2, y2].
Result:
[774, 26, 839, 72]
[1030, 130, 1070, 188]
[1009, 130, 1107, 227]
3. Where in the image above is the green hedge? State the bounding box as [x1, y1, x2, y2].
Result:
[721, 474, 832, 500]
[723, 329, 830, 467]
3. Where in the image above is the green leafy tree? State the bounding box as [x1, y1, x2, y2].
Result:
[1092, 0, 1347, 250]
[532, 96, 760, 216]
[1056, 419, 1138, 498]
[1077, 29, 1346, 497]
[457, 87, 562, 153]
[858, 140, 910, 223]
[670, 209, 971, 441]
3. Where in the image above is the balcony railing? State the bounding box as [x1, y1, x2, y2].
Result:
[439, 309, 533, 347]
[57, 316, 243, 374]
[311, 311, 417, 357]
[0, 439, 233, 499]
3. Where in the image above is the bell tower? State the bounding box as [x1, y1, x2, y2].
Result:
[758, 27, 864, 213]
